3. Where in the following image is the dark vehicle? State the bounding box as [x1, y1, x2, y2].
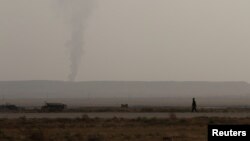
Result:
[121, 104, 129, 108]
[41, 103, 67, 112]
[0, 104, 19, 112]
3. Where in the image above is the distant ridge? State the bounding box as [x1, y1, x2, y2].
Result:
[0, 81, 249, 99]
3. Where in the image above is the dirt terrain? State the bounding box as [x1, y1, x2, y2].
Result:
[0, 116, 250, 141]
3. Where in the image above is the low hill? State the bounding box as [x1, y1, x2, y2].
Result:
[0, 81, 249, 99]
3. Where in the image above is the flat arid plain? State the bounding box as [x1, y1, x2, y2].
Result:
[1, 106, 250, 141]
[0, 81, 250, 140]
[2, 0, 250, 140]
[0, 114, 250, 141]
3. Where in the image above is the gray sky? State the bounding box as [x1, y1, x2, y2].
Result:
[1, 0, 250, 82]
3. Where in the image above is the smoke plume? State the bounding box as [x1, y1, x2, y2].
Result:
[55, 0, 95, 81]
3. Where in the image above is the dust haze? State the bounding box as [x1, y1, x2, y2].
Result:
[53, 0, 95, 81]
[0, 1, 250, 106]
[1, 0, 250, 81]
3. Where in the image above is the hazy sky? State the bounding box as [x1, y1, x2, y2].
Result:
[1, 0, 250, 82]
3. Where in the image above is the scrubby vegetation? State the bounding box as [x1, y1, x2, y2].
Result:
[4, 106, 250, 113]
[0, 116, 249, 141]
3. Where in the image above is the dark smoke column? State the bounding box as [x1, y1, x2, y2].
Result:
[55, 0, 95, 81]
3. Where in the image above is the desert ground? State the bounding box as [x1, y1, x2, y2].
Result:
[1, 103, 250, 141]
[1, 112, 250, 119]
[0, 115, 250, 141]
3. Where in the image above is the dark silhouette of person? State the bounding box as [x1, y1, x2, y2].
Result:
[192, 98, 197, 112]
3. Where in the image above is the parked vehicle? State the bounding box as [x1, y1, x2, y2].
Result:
[41, 102, 67, 112]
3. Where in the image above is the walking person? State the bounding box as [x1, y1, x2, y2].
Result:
[192, 98, 197, 112]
